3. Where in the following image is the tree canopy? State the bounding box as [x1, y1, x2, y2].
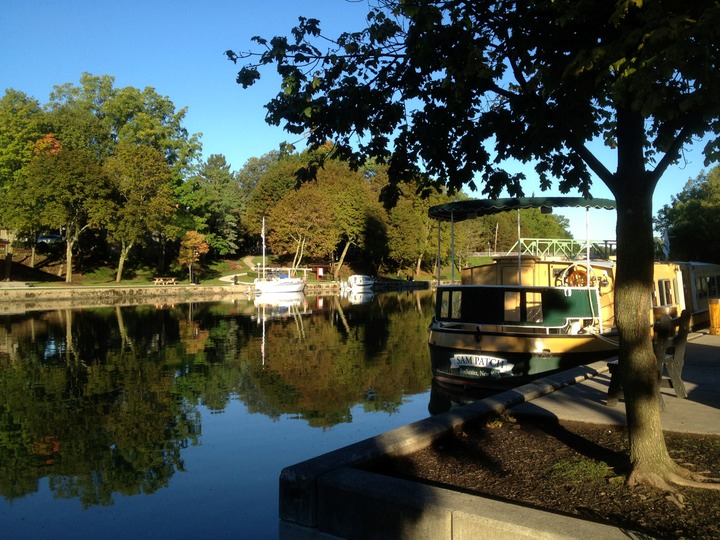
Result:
[104, 142, 176, 281]
[656, 166, 720, 263]
[0, 75, 204, 278]
[229, 1, 720, 204]
[21, 142, 110, 282]
[229, 0, 720, 491]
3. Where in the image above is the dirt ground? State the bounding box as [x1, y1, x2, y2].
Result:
[371, 416, 720, 539]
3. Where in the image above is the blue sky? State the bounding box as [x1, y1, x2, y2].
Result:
[1, 0, 714, 240]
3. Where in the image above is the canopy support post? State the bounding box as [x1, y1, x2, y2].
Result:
[436, 221, 441, 283]
[517, 209, 521, 286]
[451, 211, 455, 284]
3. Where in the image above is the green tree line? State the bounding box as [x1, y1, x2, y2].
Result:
[1, 74, 570, 282]
[655, 166, 720, 264]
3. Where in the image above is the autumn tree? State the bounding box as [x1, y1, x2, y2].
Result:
[46, 73, 202, 269]
[178, 231, 210, 283]
[267, 180, 336, 273]
[104, 142, 176, 282]
[229, 1, 720, 491]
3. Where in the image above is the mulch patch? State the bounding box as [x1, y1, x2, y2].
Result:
[369, 416, 720, 539]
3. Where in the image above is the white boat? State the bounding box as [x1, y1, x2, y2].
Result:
[254, 217, 306, 295]
[254, 271, 306, 295]
[347, 274, 374, 290]
[427, 197, 720, 390]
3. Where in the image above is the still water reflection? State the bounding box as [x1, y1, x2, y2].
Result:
[0, 290, 435, 539]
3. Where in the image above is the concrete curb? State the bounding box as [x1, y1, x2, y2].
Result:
[279, 362, 643, 539]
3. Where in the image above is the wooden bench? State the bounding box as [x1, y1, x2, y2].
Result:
[607, 309, 690, 407]
[153, 277, 178, 285]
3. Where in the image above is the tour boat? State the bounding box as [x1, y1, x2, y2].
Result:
[427, 197, 719, 390]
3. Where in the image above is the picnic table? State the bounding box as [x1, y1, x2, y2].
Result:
[153, 277, 178, 285]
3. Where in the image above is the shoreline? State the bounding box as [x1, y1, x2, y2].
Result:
[0, 278, 431, 315]
[0, 283, 254, 315]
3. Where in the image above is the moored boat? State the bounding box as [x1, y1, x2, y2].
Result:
[254, 217, 306, 295]
[347, 274, 374, 290]
[254, 270, 306, 295]
[427, 197, 720, 390]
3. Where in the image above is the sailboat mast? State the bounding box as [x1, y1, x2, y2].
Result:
[262, 216, 266, 281]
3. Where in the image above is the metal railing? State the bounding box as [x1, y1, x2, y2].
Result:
[506, 238, 617, 260]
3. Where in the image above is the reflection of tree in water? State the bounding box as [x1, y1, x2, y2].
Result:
[238, 291, 435, 428]
[0, 307, 200, 506]
[0, 292, 434, 504]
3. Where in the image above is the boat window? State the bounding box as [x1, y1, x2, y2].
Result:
[709, 276, 718, 297]
[504, 291, 521, 321]
[440, 290, 451, 318]
[526, 292, 543, 323]
[438, 286, 598, 325]
[696, 276, 708, 299]
[451, 291, 462, 318]
[439, 290, 462, 319]
[657, 279, 674, 305]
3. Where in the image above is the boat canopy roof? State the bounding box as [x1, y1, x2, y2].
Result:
[428, 197, 617, 222]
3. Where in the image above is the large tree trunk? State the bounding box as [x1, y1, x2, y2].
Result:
[612, 107, 676, 488]
[116, 241, 133, 283]
[333, 240, 351, 281]
[614, 186, 675, 485]
[65, 240, 74, 283]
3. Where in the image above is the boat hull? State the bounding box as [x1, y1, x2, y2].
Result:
[347, 274, 374, 290]
[428, 326, 618, 390]
[254, 278, 305, 295]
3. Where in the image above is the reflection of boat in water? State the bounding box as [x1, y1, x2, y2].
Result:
[427, 197, 720, 391]
[253, 292, 309, 321]
[339, 288, 375, 305]
[254, 292, 310, 365]
[347, 290, 374, 305]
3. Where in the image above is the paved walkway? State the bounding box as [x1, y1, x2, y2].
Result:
[510, 331, 720, 434]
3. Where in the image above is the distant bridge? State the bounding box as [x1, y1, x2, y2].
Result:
[507, 238, 617, 260]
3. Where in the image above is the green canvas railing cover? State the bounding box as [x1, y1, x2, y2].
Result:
[437, 286, 601, 326]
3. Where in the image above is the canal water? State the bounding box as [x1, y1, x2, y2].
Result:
[0, 290, 436, 539]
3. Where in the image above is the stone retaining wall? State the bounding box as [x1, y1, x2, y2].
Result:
[0, 285, 251, 314]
